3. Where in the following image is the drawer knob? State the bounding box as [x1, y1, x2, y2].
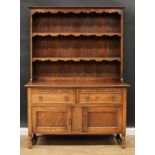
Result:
[64, 96, 69, 102]
[112, 96, 117, 101]
[38, 96, 43, 102]
[85, 96, 90, 101]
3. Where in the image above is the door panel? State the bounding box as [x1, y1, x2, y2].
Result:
[83, 107, 122, 133]
[32, 107, 71, 133]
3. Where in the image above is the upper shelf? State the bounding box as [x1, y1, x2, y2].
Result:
[32, 57, 121, 62]
[32, 32, 121, 37]
[31, 8, 123, 15]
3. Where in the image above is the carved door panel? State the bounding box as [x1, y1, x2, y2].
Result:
[82, 107, 122, 133]
[32, 107, 72, 133]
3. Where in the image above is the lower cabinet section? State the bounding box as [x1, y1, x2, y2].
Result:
[32, 106, 122, 134]
[82, 107, 122, 133]
[27, 87, 127, 149]
[32, 107, 72, 133]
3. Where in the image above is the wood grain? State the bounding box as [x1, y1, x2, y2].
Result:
[32, 107, 72, 133]
[32, 93, 75, 104]
[79, 92, 123, 104]
[82, 107, 122, 133]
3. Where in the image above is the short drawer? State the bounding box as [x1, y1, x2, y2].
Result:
[79, 89, 123, 104]
[31, 88, 75, 104]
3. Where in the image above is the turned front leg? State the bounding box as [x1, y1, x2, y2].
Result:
[28, 134, 32, 149]
[121, 133, 126, 149]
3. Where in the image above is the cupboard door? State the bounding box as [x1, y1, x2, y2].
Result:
[82, 107, 122, 133]
[32, 107, 72, 133]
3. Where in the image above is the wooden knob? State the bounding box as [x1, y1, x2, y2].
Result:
[64, 96, 69, 102]
[85, 96, 90, 101]
[112, 96, 117, 101]
[38, 96, 43, 102]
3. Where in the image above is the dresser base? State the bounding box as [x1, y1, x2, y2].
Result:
[26, 82, 128, 149]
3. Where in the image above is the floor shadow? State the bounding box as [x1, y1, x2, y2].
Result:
[36, 135, 118, 145]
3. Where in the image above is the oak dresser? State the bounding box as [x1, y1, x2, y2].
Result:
[25, 6, 129, 149]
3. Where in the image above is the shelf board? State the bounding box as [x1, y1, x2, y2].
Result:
[32, 32, 121, 37]
[30, 7, 123, 15]
[25, 80, 129, 88]
[32, 57, 121, 62]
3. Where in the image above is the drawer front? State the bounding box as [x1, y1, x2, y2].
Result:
[32, 88, 75, 104]
[79, 89, 123, 104]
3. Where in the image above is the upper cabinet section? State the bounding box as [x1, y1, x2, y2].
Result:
[29, 7, 124, 82]
[31, 7, 122, 34]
